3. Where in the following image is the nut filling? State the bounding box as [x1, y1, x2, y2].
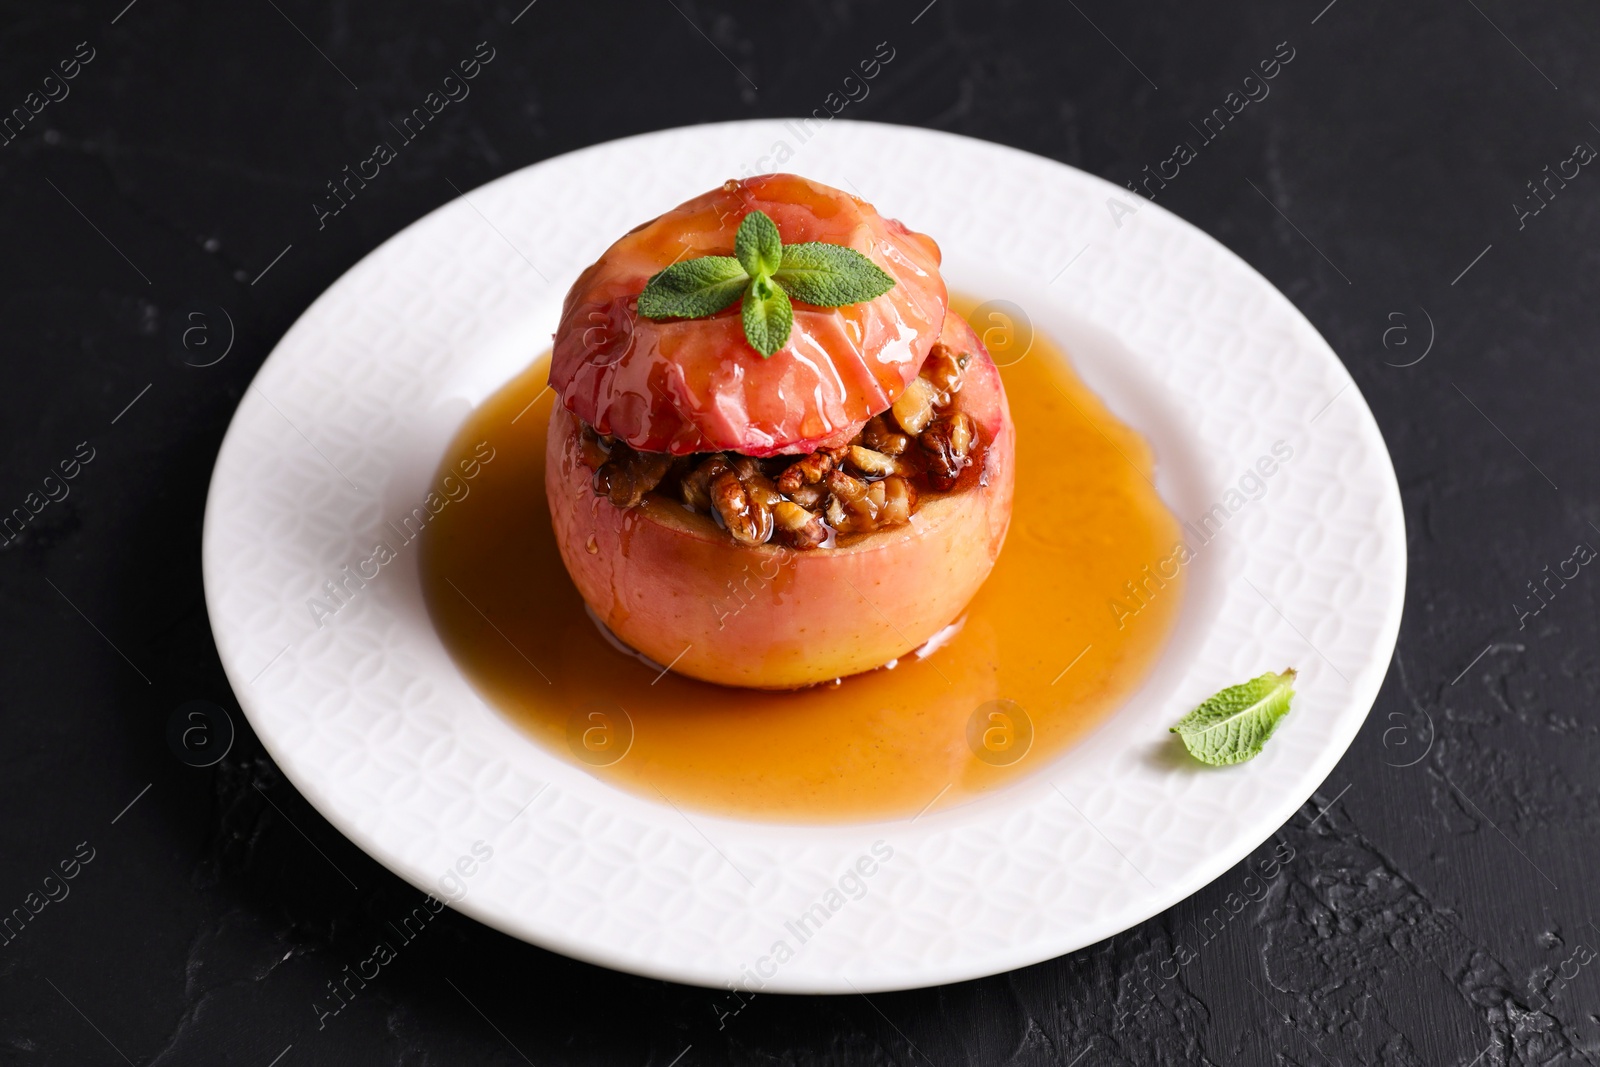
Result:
[576, 344, 982, 549]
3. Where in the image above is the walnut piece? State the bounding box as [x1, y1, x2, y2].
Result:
[918, 411, 977, 491]
[923, 342, 966, 403]
[880, 475, 917, 525]
[773, 500, 828, 549]
[846, 445, 897, 478]
[711, 469, 774, 546]
[594, 443, 672, 507]
[776, 451, 835, 494]
[861, 415, 909, 457]
[681, 455, 730, 512]
[890, 377, 937, 435]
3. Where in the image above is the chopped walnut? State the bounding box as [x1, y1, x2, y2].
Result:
[947, 410, 975, 454]
[918, 411, 977, 491]
[786, 481, 827, 509]
[824, 492, 849, 531]
[594, 443, 672, 507]
[826, 470, 881, 532]
[861, 415, 909, 457]
[773, 500, 828, 549]
[776, 451, 835, 494]
[826, 468, 869, 503]
[846, 445, 897, 478]
[891, 377, 938, 435]
[923, 343, 966, 403]
[728, 456, 784, 510]
[681, 455, 730, 511]
[711, 469, 773, 546]
[880, 475, 916, 525]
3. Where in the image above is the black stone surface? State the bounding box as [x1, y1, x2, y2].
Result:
[3, 1, 1597, 1063]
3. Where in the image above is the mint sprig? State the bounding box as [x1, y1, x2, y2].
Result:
[635, 256, 747, 319]
[1170, 669, 1297, 766]
[735, 209, 783, 279]
[635, 209, 896, 358]
[742, 275, 793, 358]
[775, 242, 895, 307]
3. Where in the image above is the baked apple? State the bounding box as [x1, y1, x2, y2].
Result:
[545, 174, 1015, 689]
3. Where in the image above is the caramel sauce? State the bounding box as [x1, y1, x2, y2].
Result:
[421, 300, 1184, 822]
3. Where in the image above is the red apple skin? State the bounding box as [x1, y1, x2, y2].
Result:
[548, 174, 948, 458]
[546, 313, 1014, 690]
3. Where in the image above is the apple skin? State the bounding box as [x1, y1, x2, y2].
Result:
[545, 313, 1014, 690]
[549, 173, 948, 457]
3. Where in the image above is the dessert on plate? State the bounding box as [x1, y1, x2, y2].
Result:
[545, 174, 1014, 689]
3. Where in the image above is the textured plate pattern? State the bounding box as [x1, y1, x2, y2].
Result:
[202, 120, 1405, 993]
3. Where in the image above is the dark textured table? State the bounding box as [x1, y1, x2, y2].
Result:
[4, 1, 1596, 1063]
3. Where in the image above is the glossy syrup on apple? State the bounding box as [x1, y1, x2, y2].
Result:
[421, 302, 1185, 822]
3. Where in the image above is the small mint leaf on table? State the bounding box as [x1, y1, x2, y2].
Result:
[1170, 669, 1297, 766]
[734, 210, 783, 279]
[742, 275, 793, 357]
[635, 256, 748, 319]
[774, 243, 897, 307]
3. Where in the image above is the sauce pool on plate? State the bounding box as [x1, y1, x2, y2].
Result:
[421, 299, 1184, 822]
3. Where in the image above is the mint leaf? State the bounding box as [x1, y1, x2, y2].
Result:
[735, 210, 783, 280]
[741, 275, 793, 357]
[636, 256, 749, 319]
[774, 243, 897, 307]
[1170, 669, 1297, 766]
[630, 209, 895, 357]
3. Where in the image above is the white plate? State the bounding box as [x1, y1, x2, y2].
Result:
[203, 120, 1405, 993]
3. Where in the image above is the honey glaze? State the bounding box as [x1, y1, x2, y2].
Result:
[421, 299, 1184, 822]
